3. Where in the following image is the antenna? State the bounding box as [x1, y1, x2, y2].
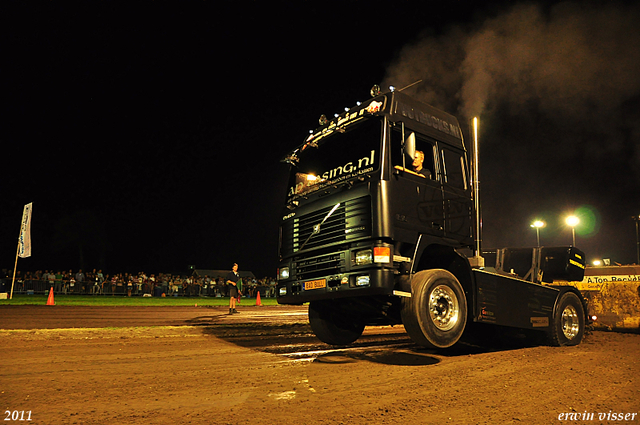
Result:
[397, 80, 423, 92]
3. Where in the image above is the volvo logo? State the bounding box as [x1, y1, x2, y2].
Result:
[345, 226, 366, 234]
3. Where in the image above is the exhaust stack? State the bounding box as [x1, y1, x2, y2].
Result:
[470, 117, 484, 267]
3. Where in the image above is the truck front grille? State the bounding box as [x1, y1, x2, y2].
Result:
[281, 196, 371, 256]
[296, 252, 345, 281]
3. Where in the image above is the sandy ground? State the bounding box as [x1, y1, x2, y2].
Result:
[1, 305, 639, 424]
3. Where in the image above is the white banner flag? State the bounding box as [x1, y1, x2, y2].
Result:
[18, 202, 32, 258]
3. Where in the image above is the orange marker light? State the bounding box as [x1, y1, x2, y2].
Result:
[373, 247, 391, 263]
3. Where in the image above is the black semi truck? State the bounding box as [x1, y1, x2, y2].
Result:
[276, 86, 588, 349]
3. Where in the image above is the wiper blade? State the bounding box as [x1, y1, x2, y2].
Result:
[298, 202, 340, 251]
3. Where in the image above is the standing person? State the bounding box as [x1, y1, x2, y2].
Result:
[127, 275, 134, 297]
[54, 271, 63, 294]
[46, 270, 55, 292]
[226, 263, 242, 314]
[85, 270, 94, 294]
[97, 270, 104, 294]
[69, 274, 76, 294]
[91, 269, 100, 295]
[75, 269, 85, 294]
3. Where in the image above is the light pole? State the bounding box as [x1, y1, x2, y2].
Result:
[530, 220, 545, 247]
[566, 215, 580, 246]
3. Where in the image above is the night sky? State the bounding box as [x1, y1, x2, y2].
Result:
[3, 1, 639, 278]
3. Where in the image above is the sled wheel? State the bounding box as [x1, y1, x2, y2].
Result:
[309, 300, 365, 345]
[401, 269, 467, 349]
[549, 292, 585, 346]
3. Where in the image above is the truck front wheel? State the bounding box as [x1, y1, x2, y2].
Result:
[309, 300, 365, 345]
[402, 269, 467, 349]
[548, 292, 585, 346]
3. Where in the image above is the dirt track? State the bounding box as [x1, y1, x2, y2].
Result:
[0, 305, 310, 330]
[1, 305, 639, 424]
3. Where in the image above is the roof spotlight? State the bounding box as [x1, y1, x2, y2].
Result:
[389, 85, 395, 92]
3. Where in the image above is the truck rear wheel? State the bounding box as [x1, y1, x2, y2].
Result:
[309, 300, 365, 345]
[401, 269, 467, 349]
[548, 292, 585, 346]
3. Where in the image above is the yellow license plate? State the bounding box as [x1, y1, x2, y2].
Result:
[304, 279, 326, 290]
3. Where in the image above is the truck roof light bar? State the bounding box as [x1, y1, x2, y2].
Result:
[281, 153, 299, 166]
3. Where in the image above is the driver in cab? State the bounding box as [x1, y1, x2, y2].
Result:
[412, 150, 431, 179]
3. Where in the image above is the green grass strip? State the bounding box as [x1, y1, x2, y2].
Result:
[0, 294, 281, 307]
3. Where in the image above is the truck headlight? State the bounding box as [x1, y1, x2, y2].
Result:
[355, 249, 373, 265]
[279, 286, 287, 296]
[356, 275, 370, 286]
[279, 267, 290, 280]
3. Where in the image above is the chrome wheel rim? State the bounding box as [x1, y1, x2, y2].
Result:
[428, 285, 460, 331]
[561, 305, 580, 340]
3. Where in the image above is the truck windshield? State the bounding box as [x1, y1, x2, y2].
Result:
[286, 118, 381, 202]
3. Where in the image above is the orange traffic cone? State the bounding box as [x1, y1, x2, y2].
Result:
[256, 291, 262, 306]
[46, 287, 55, 306]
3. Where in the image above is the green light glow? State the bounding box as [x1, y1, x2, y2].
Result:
[574, 205, 600, 237]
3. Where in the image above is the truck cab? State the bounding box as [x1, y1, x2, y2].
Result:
[277, 88, 588, 349]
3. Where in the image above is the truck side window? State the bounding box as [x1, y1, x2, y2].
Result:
[414, 140, 435, 179]
[441, 149, 467, 189]
[391, 128, 436, 180]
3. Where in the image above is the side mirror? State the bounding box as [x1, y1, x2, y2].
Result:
[404, 132, 416, 163]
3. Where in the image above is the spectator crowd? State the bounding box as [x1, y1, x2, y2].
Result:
[1, 269, 278, 298]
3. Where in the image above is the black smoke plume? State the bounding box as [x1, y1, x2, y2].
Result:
[383, 1, 640, 262]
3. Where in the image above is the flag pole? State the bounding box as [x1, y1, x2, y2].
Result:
[10, 243, 19, 300]
[11, 202, 33, 300]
